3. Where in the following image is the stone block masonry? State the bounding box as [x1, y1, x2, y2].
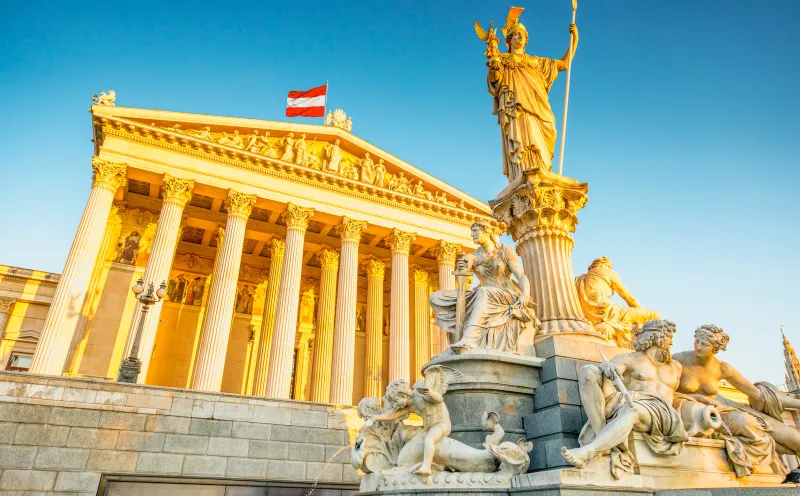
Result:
[0, 371, 359, 493]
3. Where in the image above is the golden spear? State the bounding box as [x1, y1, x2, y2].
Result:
[558, 0, 578, 176]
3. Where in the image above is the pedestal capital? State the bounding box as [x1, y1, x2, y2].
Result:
[284, 203, 315, 231]
[225, 190, 257, 220]
[0, 297, 15, 314]
[161, 174, 195, 207]
[386, 229, 416, 256]
[338, 217, 368, 243]
[91, 157, 128, 192]
[362, 256, 388, 279]
[433, 240, 461, 266]
[411, 266, 430, 286]
[491, 170, 588, 242]
[316, 246, 340, 269]
[269, 236, 285, 258]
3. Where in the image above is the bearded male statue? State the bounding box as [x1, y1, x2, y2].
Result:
[561, 319, 688, 479]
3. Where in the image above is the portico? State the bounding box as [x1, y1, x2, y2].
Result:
[28, 105, 490, 405]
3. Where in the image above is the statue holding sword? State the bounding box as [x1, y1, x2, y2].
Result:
[561, 320, 689, 479]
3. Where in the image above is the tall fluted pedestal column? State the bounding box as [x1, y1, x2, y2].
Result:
[251, 237, 285, 396]
[124, 175, 194, 383]
[265, 204, 315, 399]
[30, 158, 127, 375]
[433, 241, 459, 353]
[0, 298, 15, 340]
[491, 170, 599, 339]
[309, 247, 339, 403]
[387, 229, 416, 382]
[362, 257, 387, 399]
[330, 217, 367, 405]
[412, 267, 431, 382]
[191, 190, 256, 391]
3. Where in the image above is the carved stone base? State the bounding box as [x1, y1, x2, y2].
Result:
[116, 356, 141, 383]
[422, 351, 543, 448]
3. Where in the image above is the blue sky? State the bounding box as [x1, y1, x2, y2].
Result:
[1, 1, 798, 383]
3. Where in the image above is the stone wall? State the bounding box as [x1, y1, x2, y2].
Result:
[0, 371, 360, 494]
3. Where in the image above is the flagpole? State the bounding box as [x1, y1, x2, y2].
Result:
[322, 80, 329, 123]
[557, 1, 577, 176]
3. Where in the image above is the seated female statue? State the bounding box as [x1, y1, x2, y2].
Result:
[673, 325, 800, 477]
[429, 220, 539, 354]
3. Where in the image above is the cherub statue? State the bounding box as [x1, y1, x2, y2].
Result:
[366, 366, 453, 476]
[217, 130, 244, 149]
[92, 90, 116, 106]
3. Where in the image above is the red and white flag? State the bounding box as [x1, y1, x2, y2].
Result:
[286, 84, 327, 117]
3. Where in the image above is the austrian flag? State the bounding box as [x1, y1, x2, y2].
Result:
[286, 84, 327, 118]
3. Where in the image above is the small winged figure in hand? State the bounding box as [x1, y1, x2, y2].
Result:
[474, 20, 501, 60]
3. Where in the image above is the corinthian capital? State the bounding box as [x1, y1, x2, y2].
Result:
[284, 203, 315, 231]
[270, 236, 286, 258]
[108, 203, 125, 227]
[0, 297, 15, 314]
[433, 240, 460, 266]
[162, 174, 195, 207]
[338, 217, 368, 243]
[225, 190, 257, 219]
[361, 256, 387, 279]
[316, 246, 340, 269]
[411, 266, 430, 286]
[212, 224, 226, 247]
[386, 229, 416, 256]
[91, 157, 127, 192]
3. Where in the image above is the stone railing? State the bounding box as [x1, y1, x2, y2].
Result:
[0, 372, 360, 494]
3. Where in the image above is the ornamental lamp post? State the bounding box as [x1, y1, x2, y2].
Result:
[117, 277, 166, 383]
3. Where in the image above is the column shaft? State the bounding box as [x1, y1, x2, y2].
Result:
[265, 204, 315, 399]
[30, 158, 127, 375]
[191, 190, 256, 391]
[387, 229, 415, 382]
[412, 267, 430, 382]
[329, 218, 367, 405]
[127, 175, 194, 382]
[362, 258, 386, 399]
[309, 248, 339, 403]
[252, 237, 285, 396]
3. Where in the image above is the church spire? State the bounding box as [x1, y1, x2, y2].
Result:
[782, 327, 800, 394]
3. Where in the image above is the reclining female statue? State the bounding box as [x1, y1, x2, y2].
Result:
[429, 220, 539, 354]
[673, 324, 800, 477]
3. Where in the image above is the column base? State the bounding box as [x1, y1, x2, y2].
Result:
[422, 351, 543, 449]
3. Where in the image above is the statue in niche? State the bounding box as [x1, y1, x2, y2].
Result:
[357, 366, 531, 477]
[360, 153, 375, 184]
[413, 180, 434, 201]
[388, 172, 412, 195]
[279, 132, 295, 162]
[478, 7, 578, 199]
[374, 159, 387, 188]
[236, 285, 254, 314]
[92, 90, 116, 106]
[575, 257, 660, 348]
[673, 325, 800, 477]
[167, 275, 188, 303]
[217, 130, 244, 149]
[430, 220, 538, 354]
[324, 139, 342, 173]
[294, 133, 308, 165]
[116, 231, 142, 265]
[561, 320, 688, 479]
[184, 277, 205, 306]
[184, 126, 213, 141]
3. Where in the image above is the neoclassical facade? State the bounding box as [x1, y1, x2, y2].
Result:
[21, 104, 490, 405]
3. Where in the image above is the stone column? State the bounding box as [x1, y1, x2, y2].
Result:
[329, 217, 368, 405]
[434, 241, 459, 353]
[491, 171, 597, 338]
[362, 257, 387, 399]
[191, 190, 256, 392]
[387, 229, 416, 382]
[0, 297, 15, 340]
[30, 158, 127, 375]
[293, 332, 313, 400]
[251, 236, 285, 396]
[293, 281, 317, 400]
[309, 247, 339, 403]
[412, 266, 431, 382]
[125, 174, 195, 383]
[265, 203, 315, 399]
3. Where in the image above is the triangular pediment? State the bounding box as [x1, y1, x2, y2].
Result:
[92, 105, 491, 219]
